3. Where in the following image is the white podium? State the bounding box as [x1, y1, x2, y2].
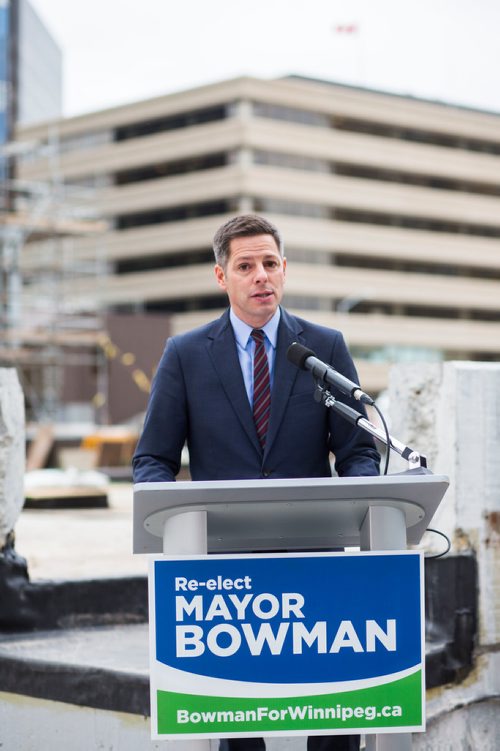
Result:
[134, 470, 449, 750]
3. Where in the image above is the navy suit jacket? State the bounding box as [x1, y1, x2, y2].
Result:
[132, 308, 380, 482]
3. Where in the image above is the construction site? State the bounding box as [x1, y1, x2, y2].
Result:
[3, 68, 500, 488]
[0, 20, 499, 747]
[0, 135, 156, 487]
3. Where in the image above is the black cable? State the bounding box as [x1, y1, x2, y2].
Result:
[372, 402, 391, 476]
[423, 528, 451, 559]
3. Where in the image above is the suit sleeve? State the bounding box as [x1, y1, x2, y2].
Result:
[132, 338, 187, 482]
[327, 333, 380, 477]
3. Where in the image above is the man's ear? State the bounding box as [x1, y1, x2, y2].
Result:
[214, 264, 226, 291]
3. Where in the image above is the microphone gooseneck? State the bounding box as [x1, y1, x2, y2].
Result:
[286, 342, 374, 406]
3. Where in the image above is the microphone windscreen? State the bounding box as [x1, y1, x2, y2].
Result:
[287, 342, 316, 370]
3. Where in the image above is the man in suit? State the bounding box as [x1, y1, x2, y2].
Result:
[133, 214, 380, 750]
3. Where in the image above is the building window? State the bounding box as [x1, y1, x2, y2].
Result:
[333, 163, 500, 197]
[59, 130, 113, 154]
[114, 153, 227, 185]
[332, 115, 500, 156]
[116, 200, 232, 230]
[252, 101, 330, 128]
[251, 149, 500, 198]
[334, 209, 500, 238]
[144, 295, 226, 314]
[114, 104, 228, 141]
[332, 254, 500, 280]
[116, 249, 213, 274]
[253, 149, 330, 173]
[254, 198, 329, 218]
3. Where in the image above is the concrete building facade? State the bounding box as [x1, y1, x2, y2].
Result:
[13, 75, 500, 394]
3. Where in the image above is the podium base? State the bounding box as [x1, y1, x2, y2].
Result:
[366, 733, 412, 750]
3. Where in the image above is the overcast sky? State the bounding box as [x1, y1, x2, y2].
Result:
[30, 0, 500, 118]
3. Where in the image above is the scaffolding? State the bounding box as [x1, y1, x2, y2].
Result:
[0, 135, 109, 423]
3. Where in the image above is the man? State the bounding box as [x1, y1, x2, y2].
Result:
[133, 215, 380, 750]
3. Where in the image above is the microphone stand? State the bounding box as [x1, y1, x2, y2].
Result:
[313, 381, 427, 471]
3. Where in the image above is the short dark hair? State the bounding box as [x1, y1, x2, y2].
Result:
[213, 215, 283, 268]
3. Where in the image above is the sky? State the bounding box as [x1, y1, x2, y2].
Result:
[30, 0, 500, 119]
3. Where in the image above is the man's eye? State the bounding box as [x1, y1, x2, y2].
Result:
[239, 264, 250, 271]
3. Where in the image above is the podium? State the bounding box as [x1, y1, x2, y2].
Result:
[134, 471, 449, 750]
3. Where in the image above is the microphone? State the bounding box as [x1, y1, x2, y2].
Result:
[287, 342, 374, 406]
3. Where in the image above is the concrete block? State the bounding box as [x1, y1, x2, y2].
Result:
[0, 368, 25, 548]
[413, 696, 500, 751]
[388, 362, 443, 475]
[390, 361, 500, 646]
[389, 361, 500, 747]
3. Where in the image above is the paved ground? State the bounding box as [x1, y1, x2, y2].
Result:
[5, 481, 309, 749]
[10, 482, 365, 749]
[15, 482, 147, 581]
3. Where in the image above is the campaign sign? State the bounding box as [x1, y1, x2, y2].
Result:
[148, 551, 424, 740]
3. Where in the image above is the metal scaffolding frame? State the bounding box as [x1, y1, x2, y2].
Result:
[0, 133, 109, 422]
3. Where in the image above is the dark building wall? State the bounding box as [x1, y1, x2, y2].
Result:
[61, 357, 96, 404]
[60, 312, 171, 425]
[105, 311, 171, 424]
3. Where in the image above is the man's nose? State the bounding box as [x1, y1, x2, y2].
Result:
[254, 264, 268, 281]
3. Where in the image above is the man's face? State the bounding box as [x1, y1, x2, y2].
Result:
[214, 234, 286, 328]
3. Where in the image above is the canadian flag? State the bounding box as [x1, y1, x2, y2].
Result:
[333, 24, 359, 34]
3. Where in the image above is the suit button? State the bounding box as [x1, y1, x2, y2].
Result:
[262, 469, 271, 477]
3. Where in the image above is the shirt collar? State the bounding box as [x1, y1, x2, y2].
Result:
[230, 307, 281, 349]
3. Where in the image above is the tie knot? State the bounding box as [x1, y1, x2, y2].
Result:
[251, 329, 265, 344]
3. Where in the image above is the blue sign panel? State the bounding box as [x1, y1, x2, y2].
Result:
[149, 551, 424, 739]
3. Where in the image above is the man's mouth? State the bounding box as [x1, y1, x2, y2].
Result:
[252, 291, 274, 299]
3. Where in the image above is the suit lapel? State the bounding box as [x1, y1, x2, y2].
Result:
[207, 311, 261, 455]
[264, 310, 304, 458]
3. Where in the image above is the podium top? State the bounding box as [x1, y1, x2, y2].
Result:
[133, 471, 449, 554]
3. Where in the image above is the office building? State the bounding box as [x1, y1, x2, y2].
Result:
[12, 75, 500, 396]
[0, 0, 62, 133]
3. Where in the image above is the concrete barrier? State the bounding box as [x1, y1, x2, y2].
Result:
[390, 361, 500, 749]
[0, 368, 25, 549]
